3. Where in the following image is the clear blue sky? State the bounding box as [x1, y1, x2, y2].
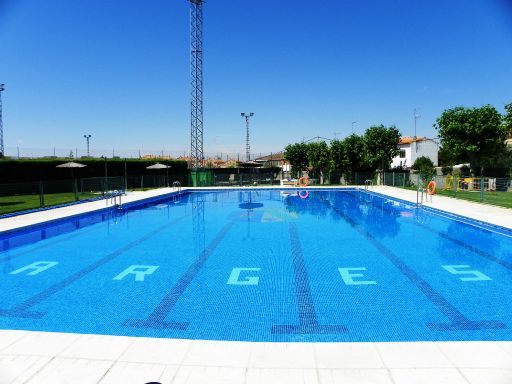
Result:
[1, 0, 511, 157]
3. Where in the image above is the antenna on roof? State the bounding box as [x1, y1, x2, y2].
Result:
[413, 108, 421, 139]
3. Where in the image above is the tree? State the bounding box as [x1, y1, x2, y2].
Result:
[363, 125, 401, 170]
[412, 156, 435, 181]
[504, 102, 512, 136]
[434, 105, 506, 173]
[330, 139, 346, 176]
[330, 134, 365, 183]
[284, 142, 309, 178]
[307, 141, 330, 184]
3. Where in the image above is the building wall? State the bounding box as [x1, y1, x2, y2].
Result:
[413, 140, 439, 166]
[391, 145, 411, 168]
[391, 140, 439, 169]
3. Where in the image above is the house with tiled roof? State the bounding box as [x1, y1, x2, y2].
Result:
[391, 137, 439, 169]
[254, 151, 291, 177]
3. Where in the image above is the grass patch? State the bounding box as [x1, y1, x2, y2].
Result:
[0, 192, 99, 215]
[434, 188, 512, 209]
[397, 185, 512, 209]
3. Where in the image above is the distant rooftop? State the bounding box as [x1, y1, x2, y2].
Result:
[399, 137, 432, 145]
[254, 151, 285, 161]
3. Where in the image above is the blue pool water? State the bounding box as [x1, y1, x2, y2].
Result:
[0, 189, 511, 342]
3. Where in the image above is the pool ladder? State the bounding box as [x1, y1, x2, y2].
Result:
[416, 180, 433, 208]
[106, 190, 123, 208]
[171, 181, 182, 203]
[364, 179, 374, 191]
[172, 181, 182, 193]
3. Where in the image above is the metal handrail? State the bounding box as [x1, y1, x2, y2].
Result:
[172, 181, 182, 192]
[364, 179, 374, 191]
[105, 189, 123, 208]
[417, 185, 424, 208]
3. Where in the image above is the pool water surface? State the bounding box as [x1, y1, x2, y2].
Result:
[0, 189, 511, 342]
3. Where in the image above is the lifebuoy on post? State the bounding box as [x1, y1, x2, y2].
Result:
[298, 177, 310, 187]
[427, 180, 436, 195]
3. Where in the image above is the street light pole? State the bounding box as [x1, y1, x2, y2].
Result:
[83, 134, 92, 157]
[241, 112, 254, 162]
[351, 121, 357, 134]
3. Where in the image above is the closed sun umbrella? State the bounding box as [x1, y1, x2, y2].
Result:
[56, 162, 87, 201]
[146, 163, 171, 187]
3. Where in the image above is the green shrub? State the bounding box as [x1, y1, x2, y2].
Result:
[412, 156, 435, 180]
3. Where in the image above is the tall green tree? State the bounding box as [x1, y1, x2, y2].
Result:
[504, 102, 512, 136]
[330, 134, 365, 182]
[307, 141, 330, 184]
[434, 105, 506, 173]
[363, 125, 401, 170]
[330, 139, 346, 176]
[284, 142, 309, 177]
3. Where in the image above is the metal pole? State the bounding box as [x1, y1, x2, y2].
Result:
[0, 84, 5, 158]
[103, 157, 108, 192]
[414, 108, 421, 144]
[124, 159, 128, 191]
[39, 180, 44, 207]
[83, 134, 91, 157]
[241, 113, 254, 162]
[480, 177, 484, 202]
[189, 0, 205, 169]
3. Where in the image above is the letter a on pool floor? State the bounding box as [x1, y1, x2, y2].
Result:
[114, 265, 159, 282]
[10, 261, 59, 276]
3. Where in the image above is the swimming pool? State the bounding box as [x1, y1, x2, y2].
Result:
[0, 189, 511, 342]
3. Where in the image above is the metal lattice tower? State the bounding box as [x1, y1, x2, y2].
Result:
[0, 84, 5, 157]
[189, 0, 204, 169]
[241, 112, 254, 162]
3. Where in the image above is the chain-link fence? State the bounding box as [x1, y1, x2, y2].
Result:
[211, 169, 280, 187]
[381, 172, 512, 209]
[0, 174, 186, 216]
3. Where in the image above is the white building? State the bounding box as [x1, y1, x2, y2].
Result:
[391, 137, 439, 169]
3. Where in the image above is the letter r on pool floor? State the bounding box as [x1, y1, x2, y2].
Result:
[114, 265, 159, 282]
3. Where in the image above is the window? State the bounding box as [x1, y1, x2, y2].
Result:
[400, 150, 406, 158]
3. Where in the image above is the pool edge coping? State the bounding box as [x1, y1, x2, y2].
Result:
[1, 185, 511, 236]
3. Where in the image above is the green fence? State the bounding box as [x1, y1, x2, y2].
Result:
[189, 170, 215, 187]
[0, 174, 184, 216]
[382, 172, 512, 209]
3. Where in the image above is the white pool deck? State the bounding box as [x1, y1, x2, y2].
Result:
[0, 186, 511, 384]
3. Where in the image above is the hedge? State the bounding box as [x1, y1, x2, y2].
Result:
[0, 158, 188, 184]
